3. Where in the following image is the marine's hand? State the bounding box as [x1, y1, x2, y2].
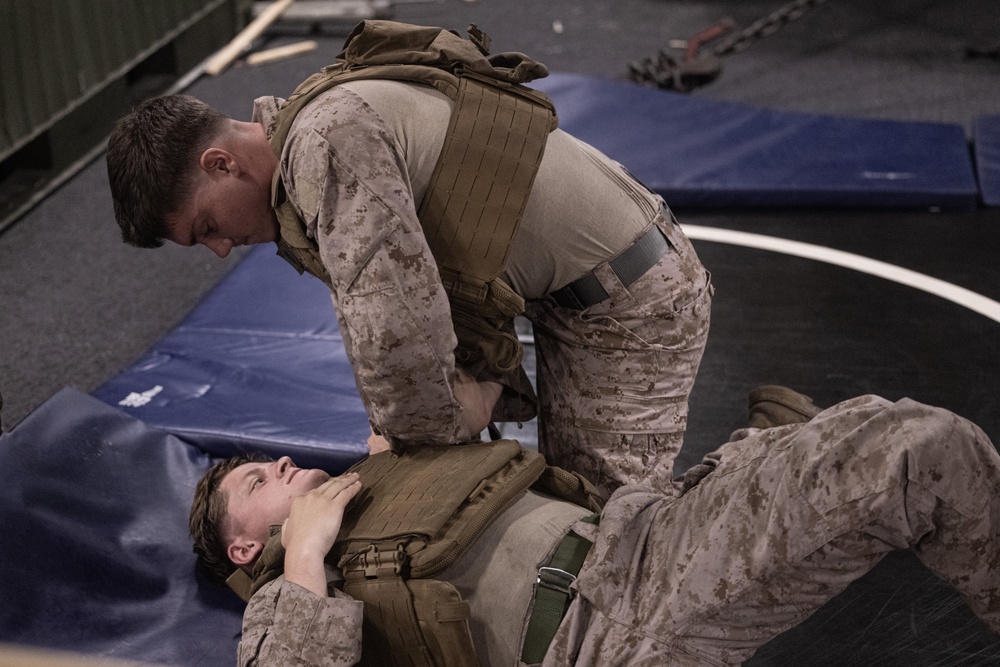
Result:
[453, 365, 503, 439]
[281, 473, 362, 597]
[282, 472, 361, 556]
[367, 427, 391, 454]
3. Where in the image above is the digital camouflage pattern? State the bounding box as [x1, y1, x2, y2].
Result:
[239, 579, 362, 666]
[235, 395, 1000, 665]
[545, 395, 1000, 665]
[526, 210, 712, 499]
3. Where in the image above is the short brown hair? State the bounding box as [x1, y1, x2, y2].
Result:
[106, 94, 227, 248]
[189, 453, 272, 584]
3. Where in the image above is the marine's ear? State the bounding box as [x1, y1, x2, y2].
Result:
[228, 537, 264, 568]
[199, 146, 239, 175]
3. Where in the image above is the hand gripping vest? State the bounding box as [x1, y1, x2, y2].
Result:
[228, 441, 603, 667]
[267, 21, 558, 422]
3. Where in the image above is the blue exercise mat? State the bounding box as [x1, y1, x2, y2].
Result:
[0, 388, 244, 664]
[536, 73, 980, 210]
[974, 115, 1000, 207]
[92, 246, 371, 472]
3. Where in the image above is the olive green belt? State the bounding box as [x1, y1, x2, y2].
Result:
[520, 514, 600, 664]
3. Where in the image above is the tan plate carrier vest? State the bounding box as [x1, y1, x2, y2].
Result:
[268, 21, 558, 422]
[227, 441, 602, 667]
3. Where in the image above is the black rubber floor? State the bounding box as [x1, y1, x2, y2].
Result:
[683, 208, 1000, 665]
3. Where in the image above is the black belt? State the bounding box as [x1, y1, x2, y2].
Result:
[549, 224, 670, 310]
[520, 514, 600, 664]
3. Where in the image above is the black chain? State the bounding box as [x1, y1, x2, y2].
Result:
[628, 0, 832, 91]
[713, 0, 831, 58]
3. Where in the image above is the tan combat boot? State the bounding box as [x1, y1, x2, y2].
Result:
[748, 385, 824, 429]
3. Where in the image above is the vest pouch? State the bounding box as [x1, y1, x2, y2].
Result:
[410, 579, 480, 667]
[451, 303, 521, 374]
[445, 275, 538, 423]
[446, 273, 525, 373]
[344, 548, 436, 667]
[346, 566, 479, 667]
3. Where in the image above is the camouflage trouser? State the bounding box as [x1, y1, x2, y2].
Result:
[545, 395, 1000, 666]
[524, 210, 712, 499]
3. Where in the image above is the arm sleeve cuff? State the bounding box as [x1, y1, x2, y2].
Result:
[241, 579, 364, 666]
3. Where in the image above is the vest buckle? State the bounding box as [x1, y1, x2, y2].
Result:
[354, 543, 406, 579]
[467, 23, 491, 56]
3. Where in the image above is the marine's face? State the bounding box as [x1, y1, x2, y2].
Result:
[164, 150, 278, 257]
[220, 456, 330, 543]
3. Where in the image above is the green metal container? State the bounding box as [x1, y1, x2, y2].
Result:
[0, 0, 250, 230]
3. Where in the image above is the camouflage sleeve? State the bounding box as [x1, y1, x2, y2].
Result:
[283, 89, 466, 444]
[238, 579, 364, 667]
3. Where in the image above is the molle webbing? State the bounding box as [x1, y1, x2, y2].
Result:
[422, 74, 553, 378]
[419, 73, 554, 295]
[333, 440, 546, 577]
[334, 441, 546, 667]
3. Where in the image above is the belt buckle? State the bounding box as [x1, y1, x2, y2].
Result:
[550, 286, 585, 310]
[537, 566, 576, 595]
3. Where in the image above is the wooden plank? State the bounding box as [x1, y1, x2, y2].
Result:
[203, 0, 295, 75]
[245, 39, 317, 66]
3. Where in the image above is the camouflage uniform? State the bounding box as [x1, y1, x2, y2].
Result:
[547, 395, 1000, 665]
[524, 210, 711, 497]
[253, 79, 711, 498]
[236, 395, 1000, 666]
